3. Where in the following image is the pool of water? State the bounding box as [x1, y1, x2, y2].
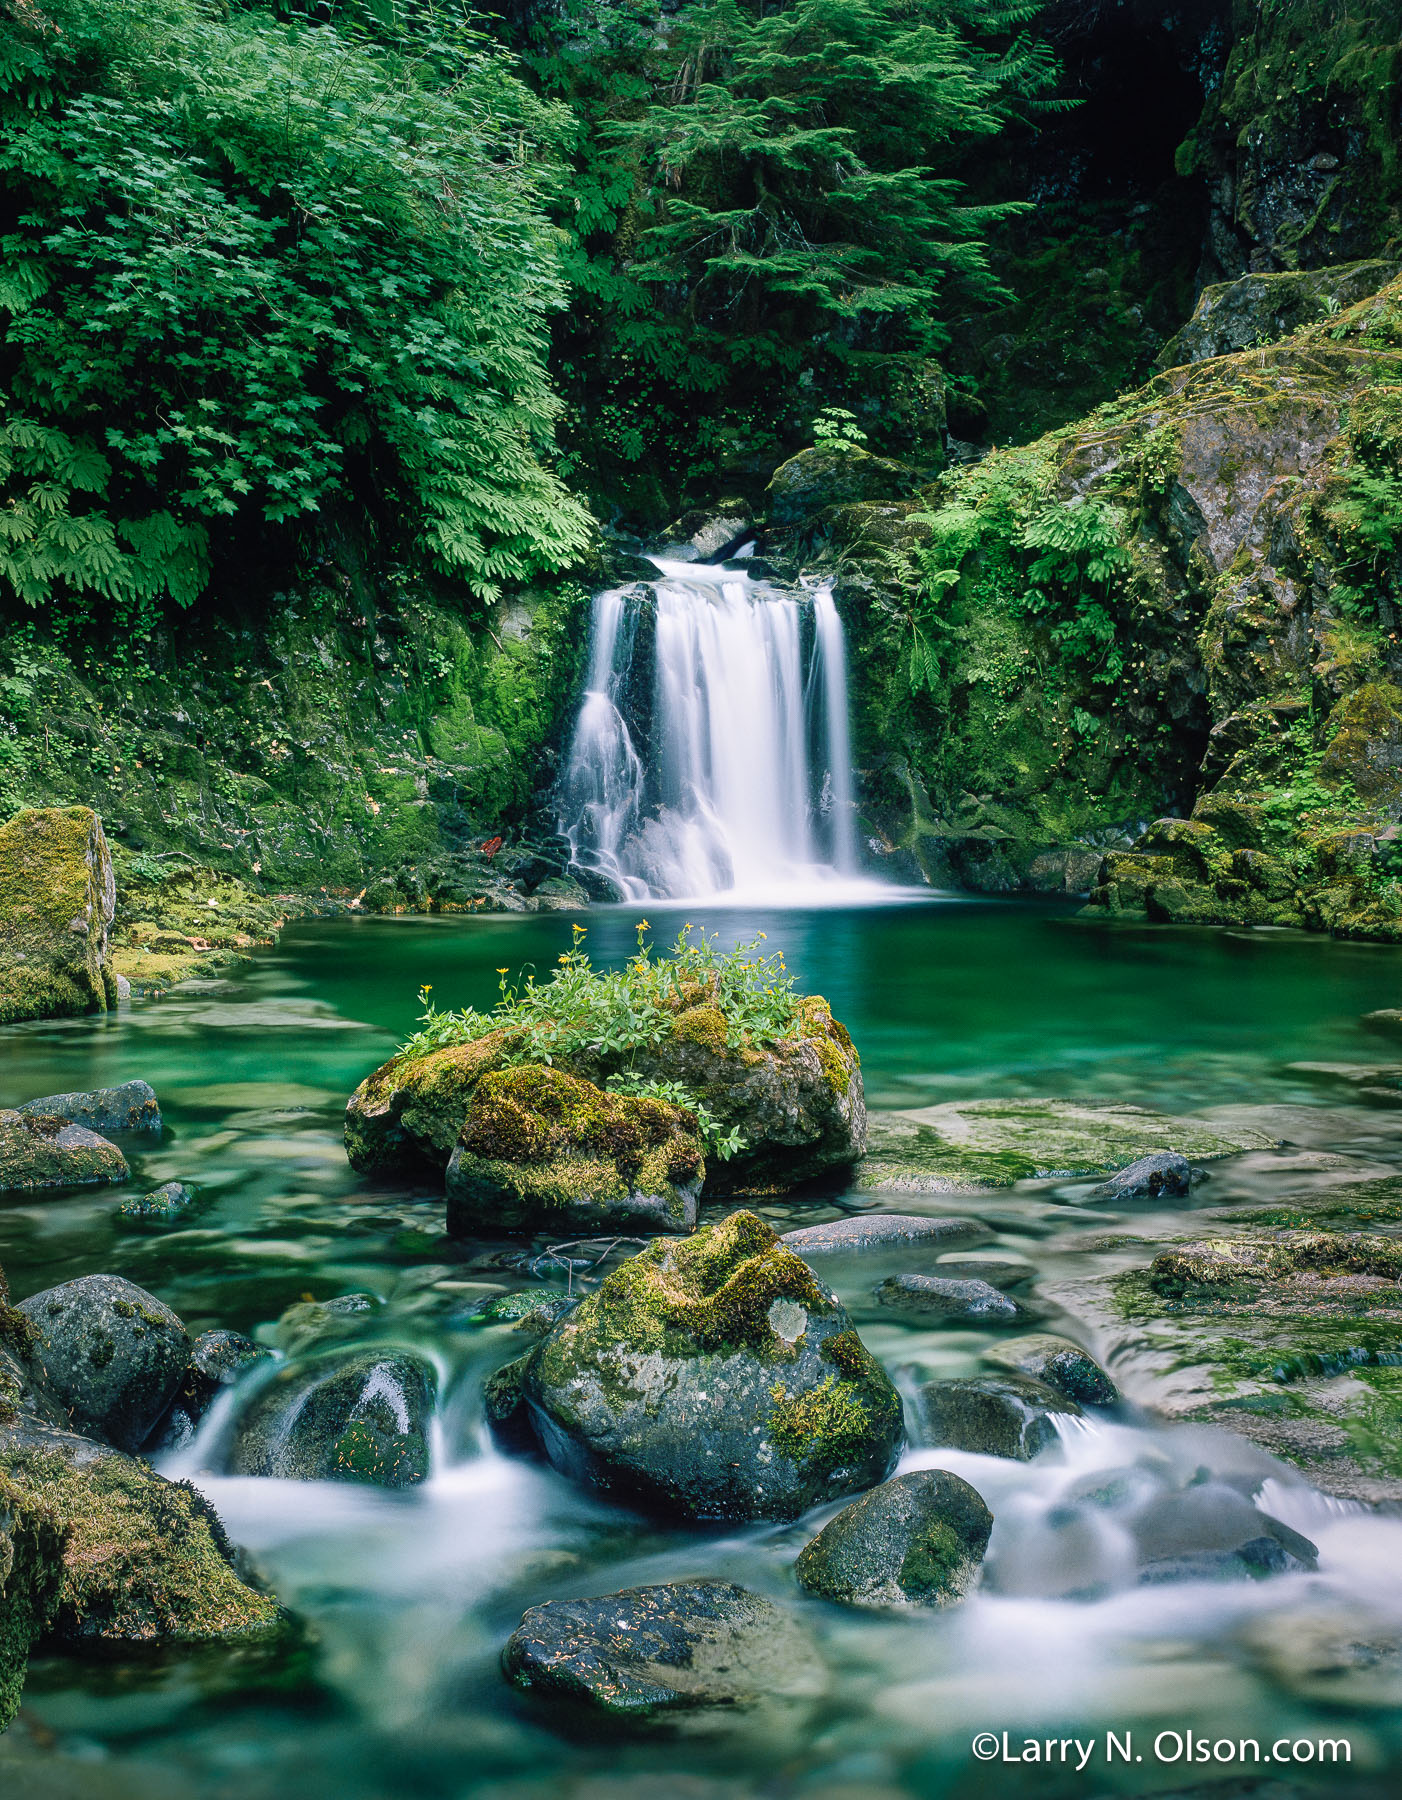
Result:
[3, 899, 1402, 1799]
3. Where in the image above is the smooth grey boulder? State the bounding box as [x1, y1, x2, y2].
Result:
[147, 1329, 273, 1451]
[227, 1348, 436, 1487]
[17, 1274, 189, 1452]
[19, 1080, 160, 1135]
[914, 1373, 1080, 1460]
[933, 1252, 1035, 1288]
[782, 1213, 990, 1254]
[980, 1333, 1119, 1406]
[874, 1273, 1029, 1325]
[0, 1110, 128, 1193]
[794, 1469, 993, 1611]
[502, 1579, 824, 1716]
[118, 1180, 194, 1223]
[1089, 1151, 1192, 1201]
[1130, 1483, 1318, 1583]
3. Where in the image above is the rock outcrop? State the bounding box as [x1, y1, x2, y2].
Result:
[0, 807, 116, 1024]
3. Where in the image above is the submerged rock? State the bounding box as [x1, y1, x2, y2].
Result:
[118, 1180, 194, 1224]
[466, 1290, 579, 1336]
[932, 1252, 1035, 1288]
[912, 1374, 1081, 1460]
[18, 1274, 189, 1453]
[0, 1110, 128, 1194]
[18, 1080, 161, 1135]
[147, 1330, 273, 1452]
[502, 1579, 823, 1717]
[873, 1273, 1029, 1325]
[857, 1099, 1267, 1193]
[0, 1469, 64, 1730]
[228, 1348, 436, 1487]
[781, 1213, 990, 1254]
[445, 1065, 703, 1236]
[1238, 1601, 1402, 1708]
[0, 806, 117, 1025]
[794, 1469, 993, 1611]
[1089, 1151, 1192, 1201]
[980, 1333, 1119, 1406]
[506, 1211, 903, 1521]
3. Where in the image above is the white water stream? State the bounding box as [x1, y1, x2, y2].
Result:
[557, 557, 874, 903]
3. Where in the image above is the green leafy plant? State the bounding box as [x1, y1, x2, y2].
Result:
[812, 408, 869, 451]
[603, 1074, 746, 1161]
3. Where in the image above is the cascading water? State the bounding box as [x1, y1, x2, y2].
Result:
[557, 556, 868, 902]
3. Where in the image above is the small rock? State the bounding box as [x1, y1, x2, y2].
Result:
[980, 1333, 1119, 1406]
[913, 1374, 1080, 1460]
[465, 1290, 579, 1335]
[118, 1180, 194, 1223]
[271, 1291, 380, 1354]
[1361, 1008, 1402, 1038]
[1089, 1151, 1192, 1201]
[794, 1469, 993, 1611]
[873, 1274, 1028, 1325]
[18, 1274, 190, 1453]
[781, 1214, 990, 1254]
[227, 1348, 436, 1487]
[502, 1579, 823, 1716]
[933, 1252, 1035, 1288]
[146, 1330, 273, 1452]
[19, 1080, 161, 1135]
[0, 1109, 128, 1193]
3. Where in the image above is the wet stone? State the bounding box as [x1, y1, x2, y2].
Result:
[147, 1330, 273, 1452]
[979, 1333, 1119, 1406]
[118, 1180, 194, 1223]
[794, 1469, 993, 1611]
[18, 1080, 161, 1135]
[1089, 1151, 1193, 1201]
[227, 1348, 436, 1487]
[913, 1374, 1081, 1460]
[873, 1273, 1029, 1325]
[932, 1252, 1035, 1288]
[0, 1110, 128, 1194]
[502, 1579, 824, 1717]
[781, 1214, 990, 1254]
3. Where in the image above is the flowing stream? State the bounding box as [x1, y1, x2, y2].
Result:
[557, 558, 869, 902]
[2, 903, 1401, 1798]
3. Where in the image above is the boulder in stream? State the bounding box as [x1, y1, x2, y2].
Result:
[980, 1333, 1119, 1406]
[228, 1348, 436, 1487]
[0, 805, 117, 1025]
[874, 1273, 1031, 1325]
[17, 1274, 190, 1453]
[1089, 1150, 1192, 1201]
[445, 1065, 704, 1236]
[118, 1181, 194, 1224]
[505, 1211, 903, 1521]
[18, 1081, 161, 1135]
[794, 1469, 992, 1611]
[147, 1330, 273, 1452]
[502, 1578, 824, 1717]
[0, 1468, 64, 1730]
[913, 1373, 1081, 1460]
[781, 1213, 990, 1255]
[0, 1110, 128, 1194]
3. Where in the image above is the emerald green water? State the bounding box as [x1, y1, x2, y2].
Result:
[2, 900, 1401, 1799]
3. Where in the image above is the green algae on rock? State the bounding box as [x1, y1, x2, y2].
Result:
[504, 1210, 902, 1521]
[446, 1065, 704, 1236]
[0, 1111, 129, 1195]
[18, 1081, 160, 1136]
[0, 1471, 63, 1733]
[228, 1349, 436, 1488]
[794, 1469, 993, 1611]
[0, 807, 116, 1025]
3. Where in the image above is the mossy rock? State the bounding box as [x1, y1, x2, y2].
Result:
[857, 1099, 1271, 1193]
[0, 1425, 280, 1644]
[1147, 1230, 1402, 1309]
[0, 1111, 129, 1195]
[509, 1210, 903, 1522]
[766, 444, 923, 529]
[227, 1348, 436, 1488]
[117, 1181, 195, 1225]
[1318, 683, 1402, 817]
[0, 1471, 64, 1731]
[794, 1469, 992, 1612]
[18, 1081, 160, 1135]
[1157, 262, 1401, 369]
[0, 807, 116, 1025]
[445, 1065, 703, 1236]
[981, 1333, 1118, 1406]
[344, 1030, 524, 1175]
[912, 1374, 1080, 1461]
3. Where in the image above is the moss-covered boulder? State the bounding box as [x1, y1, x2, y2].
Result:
[17, 1081, 160, 1135]
[227, 1348, 435, 1487]
[0, 1110, 128, 1194]
[794, 1469, 992, 1612]
[117, 1181, 195, 1225]
[1156, 262, 1400, 369]
[445, 1065, 704, 1236]
[17, 1275, 190, 1455]
[503, 1210, 902, 1522]
[0, 807, 116, 1025]
[1147, 1229, 1402, 1307]
[766, 445, 923, 530]
[502, 1578, 824, 1719]
[345, 1031, 524, 1175]
[0, 1423, 280, 1644]
[0, 1471, 63, 1731]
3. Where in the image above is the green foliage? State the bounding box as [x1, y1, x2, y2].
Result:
[401, 919, 802, 1064]
[603, 1074, 745, 1161]
[0, 0, 593, 620]
[1019, 497, 1132, 686]
[812, 408, 869, 451]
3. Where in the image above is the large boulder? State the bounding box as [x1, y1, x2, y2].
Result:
[17, 1275, 189, 1454]
[0, 1471, 64, 1730]
[502, 1579, 824, 1718]
[18, 1081, 160, 1135]
[0, 1110, 128, 1194]
[794, 1470, 993, 1611]
[0, 806, 117, 1024]
[345, 1031, 524, 1175]
[0, 1421, 280, 1644]
[445, 1065, 703, 1237]
[227, 1348, 436, 1487]
[502, 1211, 903, 1521]
[766, 445, 922, 529]
[1156, 262, 1400, 368]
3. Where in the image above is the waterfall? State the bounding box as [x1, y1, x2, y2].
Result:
[557, 557, 870, 902]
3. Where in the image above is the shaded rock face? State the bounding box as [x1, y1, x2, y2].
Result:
[506, 1212, 903, 1522]
[445, 1065, 703, 1237]
[1156, 262, 1400, 368]
[18, 1275, 190, 1453]
[0, 1111, 129, 1195]
[794, 1470, 993, 1611]
[502, 1579, 824, 1718]
[147, 1330, 273, 1453]
[874, 1275, 1029, 1326]
[913, 1374, 1081, 1461]
[0, 1470, 64, 1731]
[17, 1080, 160, 1136]
[227, 1349, 436, 1487]
[0, 806, 116, 1025]
[981, 1334, 1119, 1407]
